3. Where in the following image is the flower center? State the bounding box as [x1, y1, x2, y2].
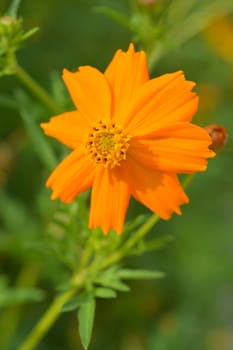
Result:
[86, 121, 131, 168]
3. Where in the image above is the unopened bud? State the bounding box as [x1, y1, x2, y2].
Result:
[205, 124, 227, 151]
[0, 16, 22, 46]
[0, 15, 17, 25]
[0, 15, 38, 77]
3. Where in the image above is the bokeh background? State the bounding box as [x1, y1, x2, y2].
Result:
[0, 0, 233, 349]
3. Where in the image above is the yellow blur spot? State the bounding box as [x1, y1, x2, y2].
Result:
[203, 17, 233, 63]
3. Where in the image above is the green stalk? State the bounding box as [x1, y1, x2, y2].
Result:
[14, 62, 62, 114]
[18, 172, 196, 350]
[101, 214, 160, 269]
[19, 289, 75, 350]
[18, 271, 85, 350]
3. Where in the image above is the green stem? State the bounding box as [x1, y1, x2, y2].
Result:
[123, 214, 160, 253]
[101, 173, 195, 269]
[101, 214, 160, 269]
[182, 173, 195, 189]
[18, 173, 196, 350]
[14, 62, 62, 114]
[18, 272, 84, 350]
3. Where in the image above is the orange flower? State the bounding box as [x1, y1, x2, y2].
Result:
[41, 44, 215, 234]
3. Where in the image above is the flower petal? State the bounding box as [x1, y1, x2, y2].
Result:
[125, 155, 189, 219]
[129, 123, 215, 173]
[123, 71, 198, 135]
[41, 111, 89, 148]
[63, 66, 112, 124]
[105, 43, 149, 123]
[46, 148, 94, 203]
[89, 166, 131, 234]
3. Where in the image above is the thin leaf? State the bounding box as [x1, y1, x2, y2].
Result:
[7, 0, 22, 17]
[19, 107, 57, 171]
[94, 287, 117, 299]
[138, 235, 173, 253]
[61, 292, 91, 312]
[95, 277, 130, 292]
[123, 214, 148, 235]
[61, 297, 82, 313]
[0, 95, 19, 109]
[118, 269, 165, 280]
[78, 297, 96, 350]
[0, 288, 44, 308]
[14, 88, 57, 171]
[94, 6, 131, 29]
[22, 27, 40, 40]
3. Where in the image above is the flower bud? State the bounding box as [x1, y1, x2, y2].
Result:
[0, 15, 38, 77]
[205, 124, 227, 151]
[0, 16, 22, 50]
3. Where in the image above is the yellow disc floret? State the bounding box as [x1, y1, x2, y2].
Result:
[86, 121, 131, 168]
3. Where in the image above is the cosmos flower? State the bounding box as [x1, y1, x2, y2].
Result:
[41, 44, 215, 234]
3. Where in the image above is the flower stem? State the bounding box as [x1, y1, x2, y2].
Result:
[123, 214, 160, 252]
[19, 289, 75, 350]
[14, 62, 62, 114]
[182, 173, 195, 189]
[18, 173, 196, 350]
[18, 270, 85, 350]
[101, 214, 160, 269]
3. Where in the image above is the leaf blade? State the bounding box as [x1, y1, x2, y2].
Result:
[118, 269, 165, 280]
[77, 297, 96, 350]
[94, 287, 117, 299]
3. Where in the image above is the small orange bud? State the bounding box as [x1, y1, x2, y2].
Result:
[205, 124, 227, 151]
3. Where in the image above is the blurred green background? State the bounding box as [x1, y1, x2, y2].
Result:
[0, 0, 233, 349]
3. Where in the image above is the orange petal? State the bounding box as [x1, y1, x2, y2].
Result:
[105, 43, 149, 123]
[62, 66, 112, 124]
[46, 148, 94, 203]
[123, 71, 198, 135]
[129, 123, 215, 173]
[89, 165, 131, 234]
[125, 155, 189, 219]
[40, 111, 89, 148]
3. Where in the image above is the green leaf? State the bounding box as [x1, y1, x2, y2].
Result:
[95, 277, 130, 292]
[14, 88, 57, 171]
[118, 269, 165, 280]
[94, 266, 130, 292]
[136, 234, 173, 254]
[123, 214, 148, 235]
[7, 0, 22, 17]
[77, 297, 96, 350]
[22, 27, 39, 40]
[94, 6, 130, 29]
[61, 297, 82, 313]
[20, 107, 57, 171]
[0, 286, 44, 308]
[61, 292, 91, 312]
[94, 287, 117, 299]
[0, 94, 19, 109]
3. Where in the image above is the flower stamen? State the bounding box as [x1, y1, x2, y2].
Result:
[86, 121, 131, 168]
